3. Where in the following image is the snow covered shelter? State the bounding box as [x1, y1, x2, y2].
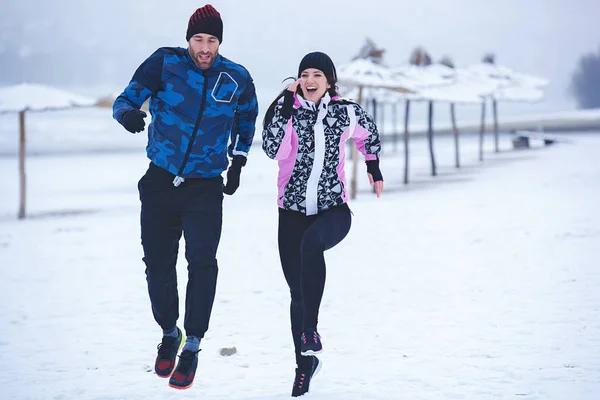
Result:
[0, 83, 96, 219]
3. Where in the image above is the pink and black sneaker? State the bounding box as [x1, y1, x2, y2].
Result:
[155, 328, 184, 378]
[292, 356, 322, 397]
[300, 328, 323, 356]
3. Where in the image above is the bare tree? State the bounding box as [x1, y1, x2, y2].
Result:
[439, 56, 455, 69]
[571, 45, 600, 108]
[410, 47, 433, 67]
[352, 37, 386, 65]
[482, 53, 496, 64]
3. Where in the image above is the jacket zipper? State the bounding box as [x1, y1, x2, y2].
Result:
[173, 70, 209, 187]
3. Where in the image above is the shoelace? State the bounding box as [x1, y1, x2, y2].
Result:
[294, 371, 306, 389]
[157, 336, 177, 357]
[176, 350, 201, 373]
[301, 331, 319, 345]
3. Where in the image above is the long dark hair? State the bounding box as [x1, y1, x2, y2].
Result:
[262, 74, 340, 130]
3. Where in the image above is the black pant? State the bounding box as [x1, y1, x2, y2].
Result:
[278, 204, 352, 369]
[138, 162, 223, 338]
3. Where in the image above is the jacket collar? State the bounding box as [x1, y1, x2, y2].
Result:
[295, 92, 331, 113]
[185, 49, 223, 73]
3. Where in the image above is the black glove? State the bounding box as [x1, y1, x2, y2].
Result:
[366, 159, 383, 182]
[122, 109, 147, 133]
[223, 155, 247, 195]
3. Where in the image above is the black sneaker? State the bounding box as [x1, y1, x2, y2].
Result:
[300, 328, 323, 356]
[155, 328, 185, 378]
[292, 356, 322, 397]
[168, 349, 200, 390]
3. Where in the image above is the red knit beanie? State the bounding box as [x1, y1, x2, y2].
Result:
[186, 5, 223, 43]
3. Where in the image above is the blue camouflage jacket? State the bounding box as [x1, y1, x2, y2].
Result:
[113, 47, 258, 178]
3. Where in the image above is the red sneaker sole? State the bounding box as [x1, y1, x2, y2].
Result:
[168, 382, 194, 390]
[156, 370, 175, 379]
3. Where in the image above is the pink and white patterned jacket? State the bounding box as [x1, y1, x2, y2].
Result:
[262, 91, 381, 215]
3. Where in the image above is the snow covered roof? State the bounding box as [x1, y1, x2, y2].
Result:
[391, 64, 456, 89]
[336, 58, 547, 105]
[339, 86, 409, 103]
[464, 64, 548, 89]
[418, 84, 483, 104]
[465, 62, 514, 86]
[464, 62, 548, 102]
[337, 59, 416, 93]
[386, 64, 497, 103]
[510, 72, 549, 89]
[493, 85, 545, 102]
[0, 83, 97, 114]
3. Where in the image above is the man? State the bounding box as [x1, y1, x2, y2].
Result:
[112, 4, 258, 390]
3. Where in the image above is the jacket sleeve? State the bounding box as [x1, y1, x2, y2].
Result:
[351, 104, 381, 161]
[112, 49, 164, 124]
[230, 74, 259, 157]
[262, 91, 295, 160]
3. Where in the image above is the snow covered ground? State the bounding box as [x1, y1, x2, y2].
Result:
[0, 114, 599, 399]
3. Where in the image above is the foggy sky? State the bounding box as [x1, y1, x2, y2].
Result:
[2, 0, 600, 110]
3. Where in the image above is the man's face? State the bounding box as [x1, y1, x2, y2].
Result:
[188, 33, 220, 70]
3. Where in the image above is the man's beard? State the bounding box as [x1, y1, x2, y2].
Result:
[192, 50, 217, 70]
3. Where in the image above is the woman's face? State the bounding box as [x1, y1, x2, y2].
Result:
[299, 68, 330, 103]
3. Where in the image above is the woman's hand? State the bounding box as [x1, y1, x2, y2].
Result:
[287, 78, 304, 93]
[368, 173, 384, 198]
[366, 159, 384, 198]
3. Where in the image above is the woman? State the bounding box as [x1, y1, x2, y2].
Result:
[262, 51, 383, 397]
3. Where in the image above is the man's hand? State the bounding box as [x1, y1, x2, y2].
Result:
[122, 109, 147, 133]
[223, 155, 247, 195]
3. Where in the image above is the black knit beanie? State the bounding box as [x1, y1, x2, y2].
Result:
[297, 52, 337, 80]
[186, 4, 223, 43]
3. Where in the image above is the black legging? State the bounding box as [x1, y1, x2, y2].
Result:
[278, 203, 352, 369]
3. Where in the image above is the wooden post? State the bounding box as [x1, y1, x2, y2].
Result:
[479, 100, 486, 162]
[392, 101, 398, 153]
[493, 98, 499, 153]
[371, 98, 377, 122]
[379, 101, 385, 156]
[451, 103, 460, 168]
[403, 100, 410, 184]
[371, 98, 378, 153]
[18, 110, 26, 219]
[350, 86, 363, 200]
[374, 100, 385, 194]
[427, 100, 436, 176]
